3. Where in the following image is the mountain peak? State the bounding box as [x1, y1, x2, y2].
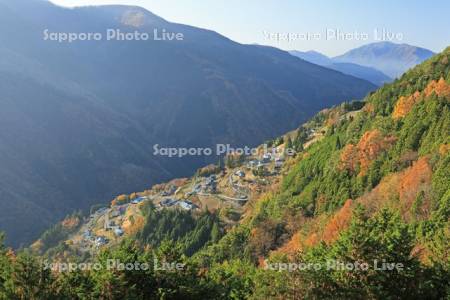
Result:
[119, 7, 158, 27]
[333, 42, 435, 78]
[73, 4, 168, 27]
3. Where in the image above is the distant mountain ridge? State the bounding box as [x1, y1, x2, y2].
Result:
[0, 0, 375, 247]
[290, 42, 436, 85]
[333, 41, 435, 78]
[289, 50, 333, 66]
[290, 48, 392, 86]
[327, 62, 392, 86]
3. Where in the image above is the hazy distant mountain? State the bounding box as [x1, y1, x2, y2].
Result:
[290, 50, 392, 86]
[291, 42, 435, 84]
[0, 0, 375, 247]
[333, 42, 435, 78]
[326, 63, 391, 86]
[289, 50, 333, 66]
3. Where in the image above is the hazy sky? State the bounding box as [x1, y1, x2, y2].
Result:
[49, 0, 450, 56]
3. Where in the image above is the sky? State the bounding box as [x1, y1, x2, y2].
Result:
[49, 0, 450, 57]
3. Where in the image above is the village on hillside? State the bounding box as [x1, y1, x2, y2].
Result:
[32, 113, 333, 257]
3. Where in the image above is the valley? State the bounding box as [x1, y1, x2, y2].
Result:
[0, 1, 448, 299]
[19, 46, 449, 298]
[0, 0, 376, 247]
[32, 125, 324, 259]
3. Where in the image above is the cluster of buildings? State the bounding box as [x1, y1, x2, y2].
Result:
[82, 230, 110, 248]
[103, 206, 126, 238]
[159, 198, 198, 211]
[185, 175, 218, 197]
[79, 196, 153, 250]
[246, 153, 272, 169]
[245, 152, 286, 173]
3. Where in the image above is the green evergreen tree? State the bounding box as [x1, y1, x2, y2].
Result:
[335, 135, 342, 150]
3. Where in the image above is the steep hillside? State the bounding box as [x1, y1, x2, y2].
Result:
[196, 45, 449, 298]
[0, 0, 375, 247]
[3, 46, 447, 299]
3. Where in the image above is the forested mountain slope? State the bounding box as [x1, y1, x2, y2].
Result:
[0, 46, 448, 299]
[0, 0, 375, 247]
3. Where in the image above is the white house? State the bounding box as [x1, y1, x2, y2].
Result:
[178, 200, 196, 211]
[114, 227, 124, 236]
[132, 197, 146, 204]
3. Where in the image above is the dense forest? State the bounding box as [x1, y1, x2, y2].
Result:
[0, 48, 449, 299]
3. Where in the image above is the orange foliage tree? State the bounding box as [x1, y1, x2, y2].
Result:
[340, 129, 395, 175]
[393, 77, 450, 119]
[322, 199, 353, 244]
